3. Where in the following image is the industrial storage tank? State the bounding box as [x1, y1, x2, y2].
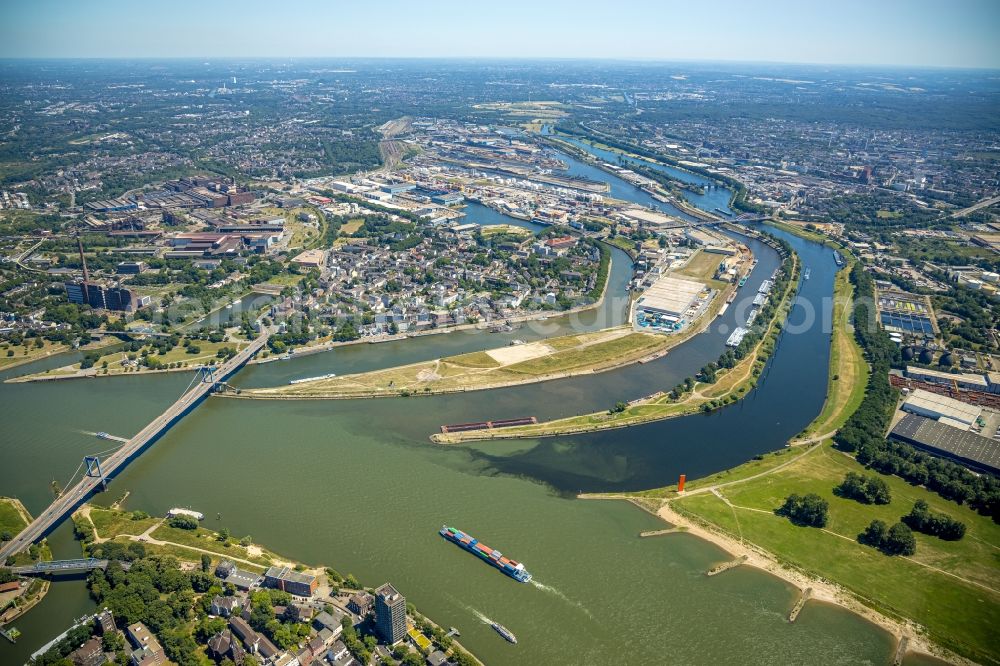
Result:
[919, 348, 935, 364]
[902, 346, 915, 361]
[939, 352, 955, 367]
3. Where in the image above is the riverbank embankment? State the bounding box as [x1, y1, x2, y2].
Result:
[0, 498, 51, 626]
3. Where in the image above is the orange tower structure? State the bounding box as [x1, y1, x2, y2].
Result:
[678, 474, 686, 492]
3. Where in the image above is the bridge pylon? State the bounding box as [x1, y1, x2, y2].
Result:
[197, 365, 218, 390]
[84, 455, 107, 491]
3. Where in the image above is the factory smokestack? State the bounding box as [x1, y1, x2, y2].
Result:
[77, 235, 90, 283]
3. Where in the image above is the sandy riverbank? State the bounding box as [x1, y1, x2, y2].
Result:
[651, 499, 972, 666]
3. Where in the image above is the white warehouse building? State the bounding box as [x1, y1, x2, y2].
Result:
[901, 389, 982, 427]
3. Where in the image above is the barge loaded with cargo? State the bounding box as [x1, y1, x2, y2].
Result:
[439, 417, 537, 434]
[439, 526, 533, 583]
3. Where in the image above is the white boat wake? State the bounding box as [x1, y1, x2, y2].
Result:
[530, 579, 594, 620]
[468, 608, 493, 625]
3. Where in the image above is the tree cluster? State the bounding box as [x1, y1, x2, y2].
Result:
[87, 556, 206, 666]
[858, 519, 917, 556]
[835, 472, 891, 505]
[247, 589, 310, 649]
[902, 500, 966, 541]
[340, 615, 372, 665]
[167, 515, 199, 530]
[776, 493, 828, 528]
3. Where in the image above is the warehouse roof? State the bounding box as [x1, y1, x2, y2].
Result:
[902, 388, 982, 425]
[637, 275, 705, 316]
[905, 365, 988, 389]
[890, 413, 1000, 474]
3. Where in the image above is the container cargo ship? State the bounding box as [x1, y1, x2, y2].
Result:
[439, 526, 532, 583]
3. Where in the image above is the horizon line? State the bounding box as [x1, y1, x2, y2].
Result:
[0, 55, 997, 72]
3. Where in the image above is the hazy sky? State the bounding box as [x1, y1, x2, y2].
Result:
[2, 0, 998, 68]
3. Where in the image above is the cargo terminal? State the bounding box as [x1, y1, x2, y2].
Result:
[890, 414, 1000, 475]
[901, 388, 983, 428]
[895, 387, 1000, 454]
[634, 275, 711, 333]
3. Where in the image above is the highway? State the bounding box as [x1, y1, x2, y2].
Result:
[0, 330, 269, 562]
[949, 194, 1000, 218]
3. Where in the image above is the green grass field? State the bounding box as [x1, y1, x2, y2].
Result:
[675, 250, 724, 281]
[18, 339, 248, 380]
[88, 508, 159, 540]
[103, 536, 269, 574]
[0, 498, 29, 538]
[502, 332, 662, 376]
[0, 339, 69, 370]
[150, 523, 274, 566]
[674, 444, 1000, 664]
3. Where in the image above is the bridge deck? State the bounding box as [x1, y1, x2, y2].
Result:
[12, 558, 109, 575]
[0, 331, 269, 562]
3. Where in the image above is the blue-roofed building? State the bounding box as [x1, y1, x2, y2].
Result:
[431, 191, 464, 205]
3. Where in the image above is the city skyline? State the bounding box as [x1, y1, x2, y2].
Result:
[2, 0, 999, 68]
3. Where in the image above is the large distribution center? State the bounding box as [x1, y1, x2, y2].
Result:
[890, 414, 999, 474]
[901, 388, 982, 427]
[635, 275, 705, 319]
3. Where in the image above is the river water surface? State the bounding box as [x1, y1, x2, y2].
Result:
[0, 143, 907, 665]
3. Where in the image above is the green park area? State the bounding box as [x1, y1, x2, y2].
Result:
[10, 337, 249, 382]
[86, 507, 160, 540]
[72, 506, 279, 571]
[1, 497, 51, 567]
[672, 443, 1000, 664]
[0, 498, 29, 542]
[0, 338, 69, 370]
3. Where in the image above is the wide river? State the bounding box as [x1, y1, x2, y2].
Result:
[1, 143, 908, 665]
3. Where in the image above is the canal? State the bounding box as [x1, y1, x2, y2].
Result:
[0, 143, 904, 665]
